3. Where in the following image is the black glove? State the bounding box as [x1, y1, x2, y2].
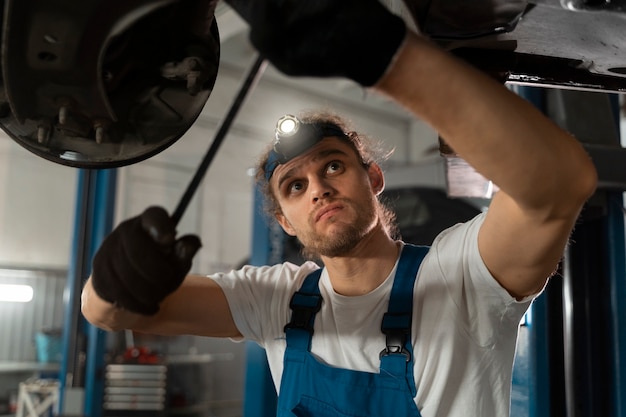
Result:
[248, 0, 407, 87]
[91, 206, 202, 315]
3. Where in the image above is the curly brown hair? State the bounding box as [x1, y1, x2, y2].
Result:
[254, 109, 400, 248]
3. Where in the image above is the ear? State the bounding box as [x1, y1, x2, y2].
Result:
[367, 163, 385, 196]
[275, 212, 297, 236]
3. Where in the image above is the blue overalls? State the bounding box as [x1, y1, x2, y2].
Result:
[277, 244, 429, 417]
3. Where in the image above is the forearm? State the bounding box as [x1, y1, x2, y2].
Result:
[81, 277, 145, 331]
[82, 274, 241, 338]
[376, 33, 597, 214]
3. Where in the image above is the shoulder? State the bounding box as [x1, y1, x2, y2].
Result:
[415, 211, 532, 318]
[412, 212, 486, 273]
[212, 261, 321, 298]
[210, 261, 322, 344]
[432, 211, 487, 249]
[218, 260, 319, 278]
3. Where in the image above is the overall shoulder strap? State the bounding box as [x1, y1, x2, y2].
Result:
[380, 244, 429, 394]
[387, 245, 429, 317]
[284, 268, 323, 351]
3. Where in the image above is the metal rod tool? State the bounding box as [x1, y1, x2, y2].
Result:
[172, 55, 267, 225]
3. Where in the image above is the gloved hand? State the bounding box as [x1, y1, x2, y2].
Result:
[248, 0, 407, 87]
[91, 206, 202, 315]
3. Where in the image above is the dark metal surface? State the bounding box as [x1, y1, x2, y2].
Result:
[402, 0, 530, 39]
[562, 0, 626, 12]
[409, 0, 626, 92]
[0, 0, 220, 168]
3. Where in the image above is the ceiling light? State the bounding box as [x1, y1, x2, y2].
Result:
[0, 284, 34, 302]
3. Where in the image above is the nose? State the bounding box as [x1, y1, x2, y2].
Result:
[309, 176, 333, 203]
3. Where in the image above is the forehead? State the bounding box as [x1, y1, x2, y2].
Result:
[270, 137, 359, 185]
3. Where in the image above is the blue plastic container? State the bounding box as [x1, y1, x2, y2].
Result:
[35, 329, 63, 363]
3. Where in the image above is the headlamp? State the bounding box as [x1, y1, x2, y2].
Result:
[275, 114, 299, 139]
[264, 114, 348, 182]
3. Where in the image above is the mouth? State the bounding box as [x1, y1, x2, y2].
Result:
[315, 203, 343, 223]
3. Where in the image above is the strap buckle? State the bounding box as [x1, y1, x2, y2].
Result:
[379, 312, 411, 362]
[284, 291, 323, 334]
[379, 333, 411, 362]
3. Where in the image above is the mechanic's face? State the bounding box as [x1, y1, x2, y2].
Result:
[272, 137, 384, 258]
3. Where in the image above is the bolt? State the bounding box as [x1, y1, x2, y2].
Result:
[59, 106, 68, 125]
[37, 125, 50, 144]
[95, 126, 105, 144]
[93, 120, 110, 144]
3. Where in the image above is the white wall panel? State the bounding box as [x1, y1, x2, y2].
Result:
[0, 268, 66, 362]
[0, 137, 76, 268]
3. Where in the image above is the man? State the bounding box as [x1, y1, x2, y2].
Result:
[81, 0, 598, 416]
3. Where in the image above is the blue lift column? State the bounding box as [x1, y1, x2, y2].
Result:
[554, 90, 625, 417]
[510, 86, 553, 417]
[606, 94, 626, 417]
[499, 87, 626, 417]
[58, 168, 117, 417]
[243, 186, 284, 417]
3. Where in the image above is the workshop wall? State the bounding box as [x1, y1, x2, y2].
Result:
[0, 138, 76, 268]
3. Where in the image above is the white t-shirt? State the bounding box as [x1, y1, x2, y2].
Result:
[213, 213, 537, 417]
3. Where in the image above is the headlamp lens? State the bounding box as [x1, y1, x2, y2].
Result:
[275, 115, 298, 138]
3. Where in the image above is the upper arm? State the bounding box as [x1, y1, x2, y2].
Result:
[477, 191, 581, 299]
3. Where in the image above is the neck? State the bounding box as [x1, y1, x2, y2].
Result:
[320, 225, 400, 296]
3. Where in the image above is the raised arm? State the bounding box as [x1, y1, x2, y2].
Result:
[247, 0, 597, 298]
[374, 34, 597, 298]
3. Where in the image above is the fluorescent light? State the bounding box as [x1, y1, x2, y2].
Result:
[0, 284, 34, 302]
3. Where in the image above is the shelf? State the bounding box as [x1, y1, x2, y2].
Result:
[0, 362, 59, 374]
[105, 364, 166, 413]
[165, 353, 234, 365]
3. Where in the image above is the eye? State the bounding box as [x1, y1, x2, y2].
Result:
[326, 161, 344, 175]
[286, 180, 305, 195]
